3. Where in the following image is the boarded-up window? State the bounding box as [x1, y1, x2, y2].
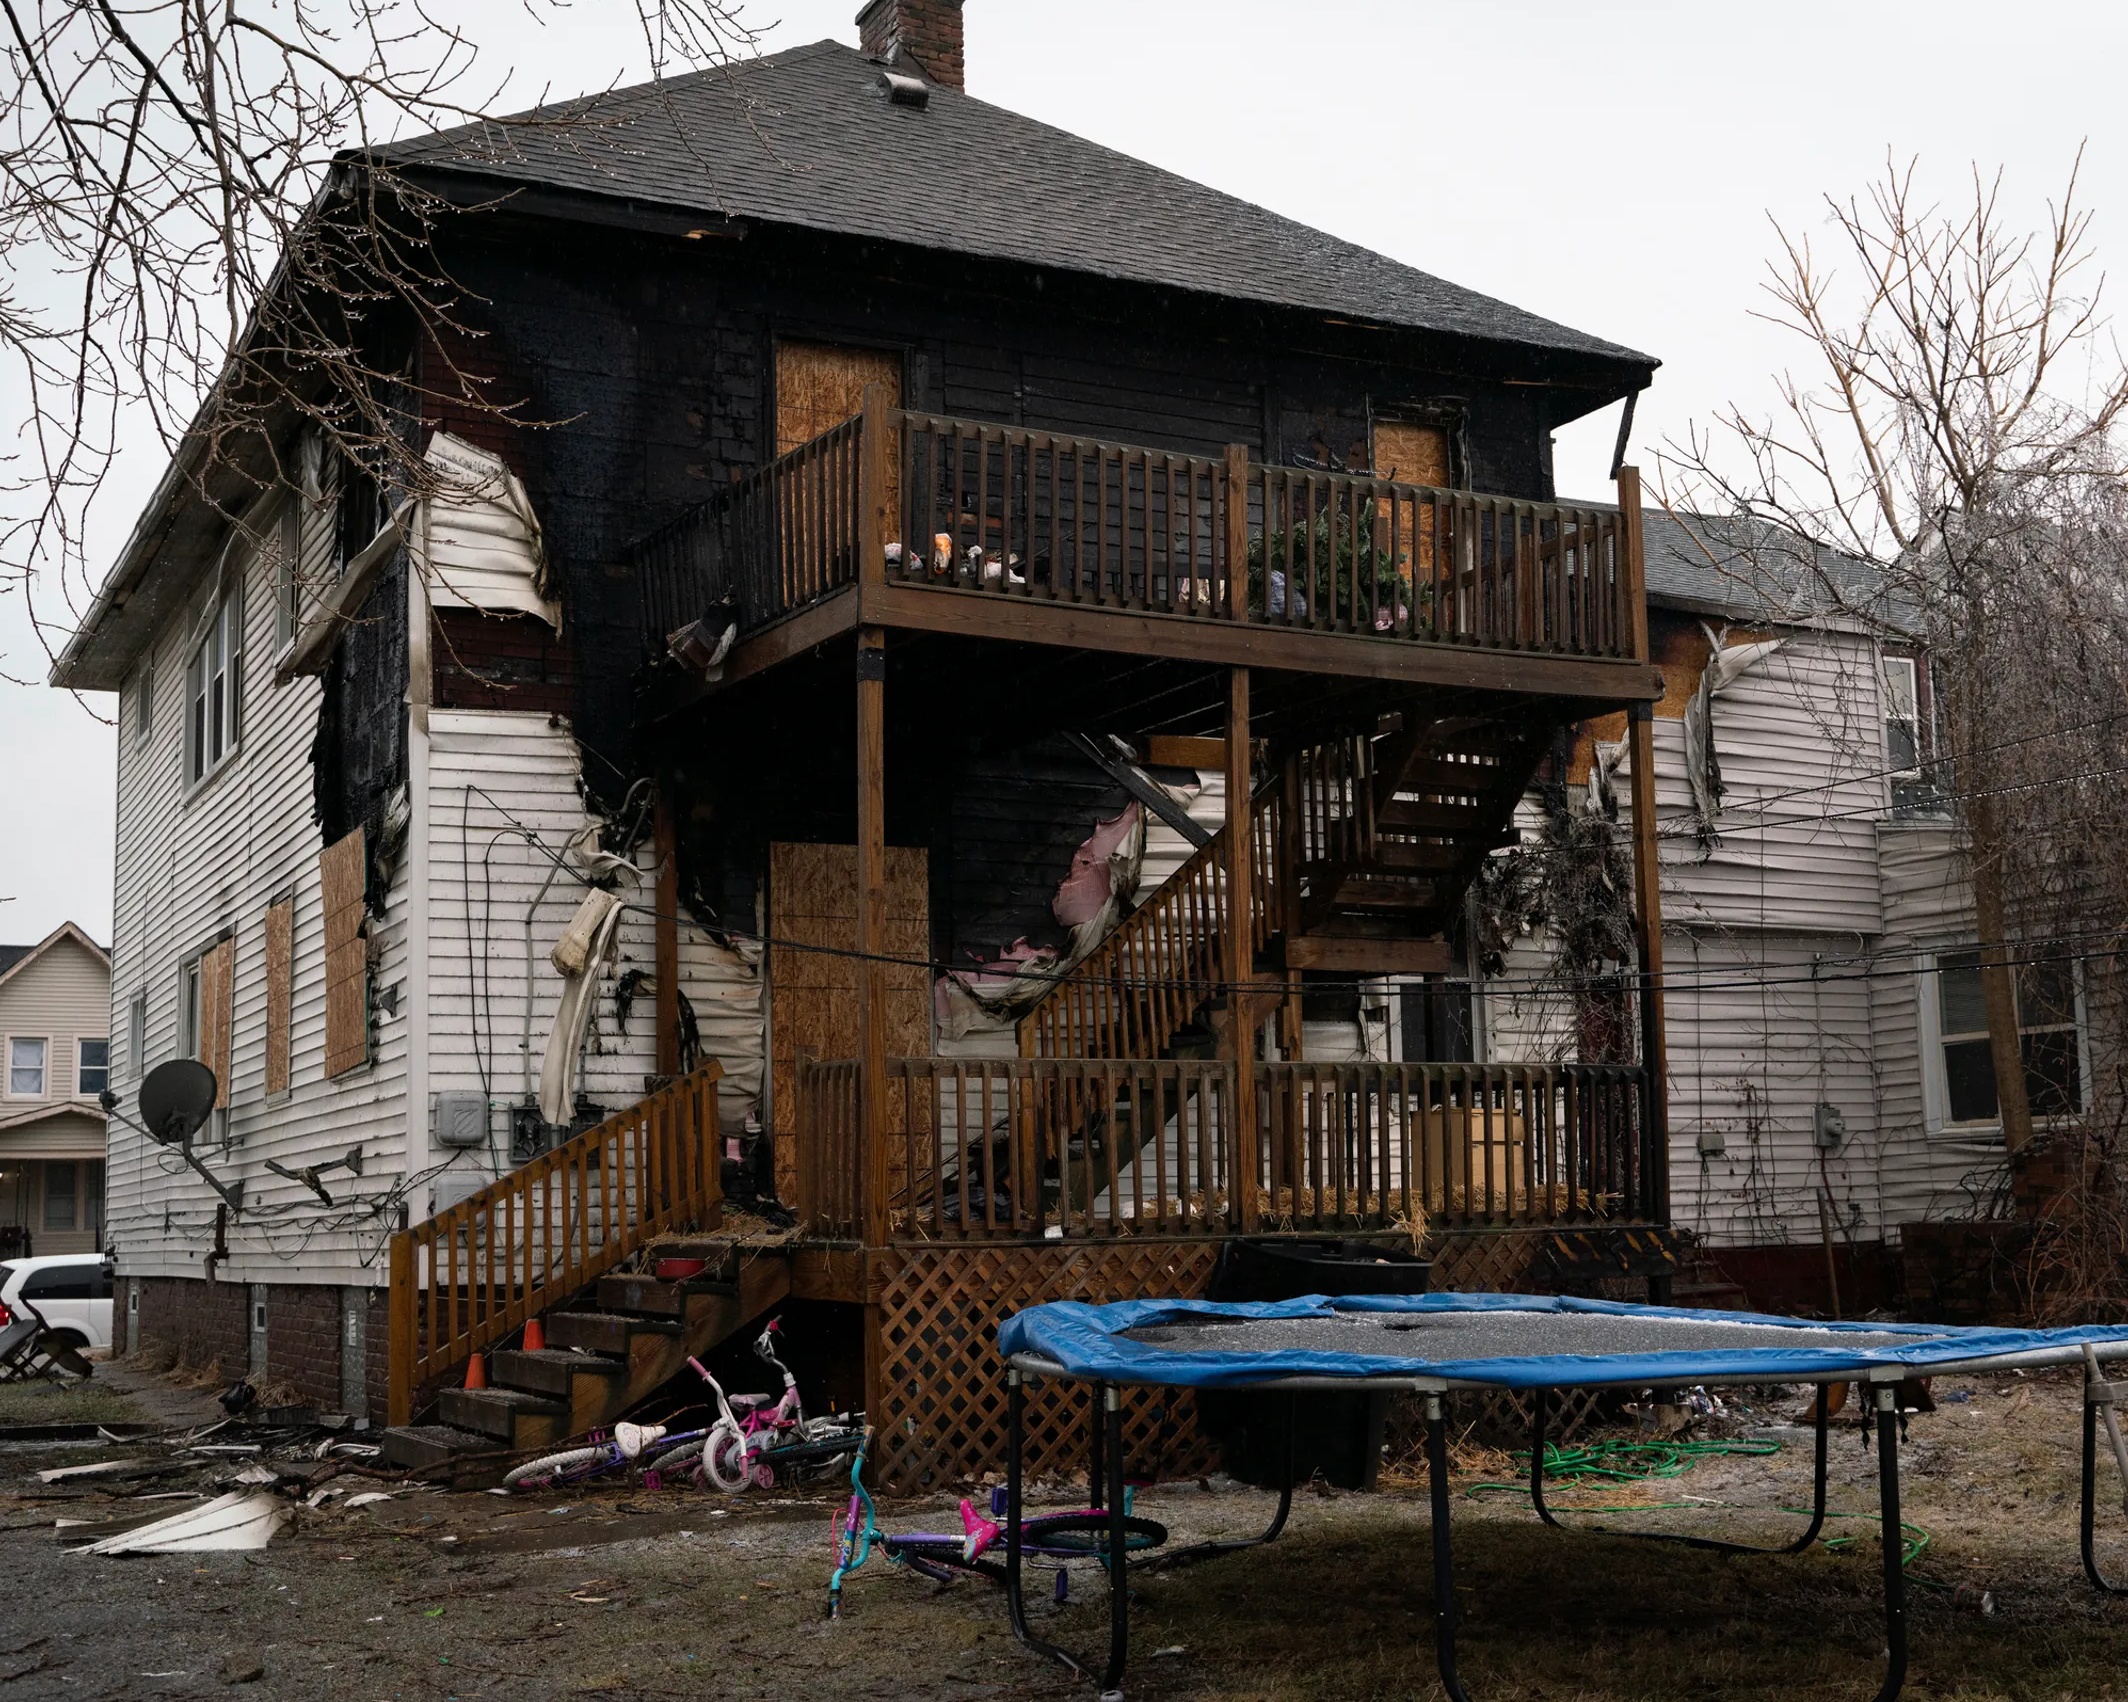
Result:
[776, 343, 903, 563]
[1371, 419, 1452, 586]
[264, 897, 294, 1095]
[196, 938, 234, 1110]
[321, 829, 368, 1079]
[1371, 420, 1450, 487]
[775, 342, 902, 454]
[768, 842, 929, 1204]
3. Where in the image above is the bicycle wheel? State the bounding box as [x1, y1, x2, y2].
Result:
[638, 1431, 710, 1479]
[703, 1424, 754, 1492]
[503, 1445, 614, 1489]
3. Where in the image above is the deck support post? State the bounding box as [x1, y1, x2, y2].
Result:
[856, 392, 892, 1437]
[1226, 664, 1260, 1232]
[1277, 750, 1304, 1061]
[1617, 466, 1669, 1277]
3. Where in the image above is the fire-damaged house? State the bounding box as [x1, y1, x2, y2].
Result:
[55, 3, 1685, 1480]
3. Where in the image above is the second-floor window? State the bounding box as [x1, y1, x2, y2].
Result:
[7, 1036, 48, 1097]
[186, 584, 243, 787]
[77, 1038, 109, 1097]
[1883, 656, 1921, 778]
[1935, 948, 2083, 1125]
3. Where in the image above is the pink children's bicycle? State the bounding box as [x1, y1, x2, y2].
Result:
[687, 1321, 864, 1492]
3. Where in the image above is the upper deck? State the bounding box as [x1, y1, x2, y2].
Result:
[635, 393, 1662, 711]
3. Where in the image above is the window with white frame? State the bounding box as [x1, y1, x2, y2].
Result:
[77, 1038, 109, 1097]
[7, 1037, 48, 1098]
[1935, 948, 2083, 1125]
[1883, 656, 1921, 777]
[179, 957, 202, 1060]
[127, 991, 147, 1080]
[185, 582, 243, 787]
[274, 499, 302, 651]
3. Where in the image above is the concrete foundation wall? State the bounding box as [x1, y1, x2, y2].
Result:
[133, 1276, 388, 1418]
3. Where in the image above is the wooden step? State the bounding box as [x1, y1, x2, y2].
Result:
[1327, 874, 1436, 911]
[1364, 840, 1466, 875]
[1392, 757, 1508, 795]
[378, 1422, 502, 1473]
[1377, 798, 1486, 833]
[491, 1346, 627, 1399]
[439, 1385, 569, 1447]
[545, 1310, 680, 1356]
[598, 1272, 732, 1317]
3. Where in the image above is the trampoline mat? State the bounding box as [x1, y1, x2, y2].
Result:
[998, 1292, 2128, 1391]
[1122, 1309, 1916, 1362]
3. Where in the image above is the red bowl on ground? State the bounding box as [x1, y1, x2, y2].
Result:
[655, 1257, 708, 1282]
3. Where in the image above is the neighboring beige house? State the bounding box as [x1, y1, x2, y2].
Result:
[0, 923, 110, 1256]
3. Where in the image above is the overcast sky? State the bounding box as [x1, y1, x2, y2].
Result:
[5, 0, 2125, 945]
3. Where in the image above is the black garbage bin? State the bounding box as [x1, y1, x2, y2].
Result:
[1196, 1238, 1431, 1491]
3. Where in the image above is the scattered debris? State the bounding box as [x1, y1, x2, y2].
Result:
[73, 1491, 290, 1555]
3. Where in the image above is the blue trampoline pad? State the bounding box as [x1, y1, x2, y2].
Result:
[998, 1291, 2128, 1390]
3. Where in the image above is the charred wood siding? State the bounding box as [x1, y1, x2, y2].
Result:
[429, 219, 1570, 811]
[940, 735, 1130, 967]
[431, 610, 577, 717]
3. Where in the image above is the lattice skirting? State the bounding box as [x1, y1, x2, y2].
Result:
[876, 1241, 1221, 1494]
[875, 1232, 1647, 1490]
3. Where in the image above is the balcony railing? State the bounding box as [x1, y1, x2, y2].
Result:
[792, 1055, 1654, 1244]
[633, 403, 1644, 669]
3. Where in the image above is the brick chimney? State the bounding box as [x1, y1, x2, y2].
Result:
[857, 0, 965, 90]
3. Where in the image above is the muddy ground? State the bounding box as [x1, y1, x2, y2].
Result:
[5, 1367, 2128, 1700]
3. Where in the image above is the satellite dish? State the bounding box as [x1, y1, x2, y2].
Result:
[139, 1059, 218, 1145]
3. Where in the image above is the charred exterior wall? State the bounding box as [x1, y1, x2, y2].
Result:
[420, 212, 1579, 819]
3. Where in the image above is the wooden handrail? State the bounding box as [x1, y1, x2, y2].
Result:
[1017, 778, 1280, 1060]
[385, 1061, 723, 1426]
[629, 407, 1646, 670]
[793, 1055, 1653, 1243]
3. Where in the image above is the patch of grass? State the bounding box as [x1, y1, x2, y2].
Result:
[0, 1376, 146, 1428]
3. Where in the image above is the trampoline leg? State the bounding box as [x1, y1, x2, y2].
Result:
[2082, 1354, 2128, 1593]
[1528, 1382, 1827, 1555]
[1103, 1385, 1129, 1692]
[1090, 1380, 1107, 1510]
[1872, 1384, 1908, 1702]
[1425, 1395, 1475, 1702]
[1007, 1369, 1103, 1686]
[1139, 1389, 1294, 1573]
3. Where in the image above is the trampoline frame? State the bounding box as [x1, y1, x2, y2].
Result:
[999, 1334, 2128, 1702]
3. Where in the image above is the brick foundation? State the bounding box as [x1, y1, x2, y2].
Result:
[131, 1275, 390, 1418]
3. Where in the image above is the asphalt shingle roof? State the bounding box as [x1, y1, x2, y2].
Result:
[376, 41, 1654, 369]
[1640, 509, 1909, 629]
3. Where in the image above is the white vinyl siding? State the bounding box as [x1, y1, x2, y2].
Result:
[107, 487, 411, 1283]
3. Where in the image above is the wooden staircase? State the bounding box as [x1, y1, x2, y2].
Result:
[382, 1240, 793, 1470]
[380, 1061, 765, 1472]
[1017, 717, 1551, 1062]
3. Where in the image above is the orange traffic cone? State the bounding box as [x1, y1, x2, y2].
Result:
[464, 1351, 488, 1391]
[523, 1319, 546, 1353]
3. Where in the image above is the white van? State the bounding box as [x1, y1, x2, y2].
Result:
[0, 1254, 115, 1353]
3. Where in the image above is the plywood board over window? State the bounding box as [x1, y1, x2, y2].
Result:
[777, 343, 903, 565]
[768, 842, 929, 1203]
[775, 342, 902, 454]
[1371, 419, 1453, 587]
[197, 938, 234, 1110]
[320, 830, 368, 1079]
[263, 898, 294, 1095]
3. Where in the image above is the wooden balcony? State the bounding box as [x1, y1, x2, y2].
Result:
[634, 391, 1662, 706]
[792, 1055, 1658, 1246]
